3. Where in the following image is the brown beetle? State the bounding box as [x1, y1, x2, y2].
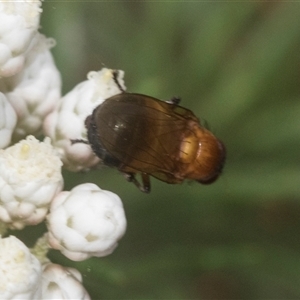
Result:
[72, 70, 225, 193]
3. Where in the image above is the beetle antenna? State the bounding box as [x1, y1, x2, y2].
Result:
[112, 70, 125, 93]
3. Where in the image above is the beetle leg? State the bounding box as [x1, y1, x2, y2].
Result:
[140, 173, 151, 193]
[166, 96, 181, 105]
[123, 172, 151, 193]
[70, 139, 89, 145]
[112, 70, 126, 93]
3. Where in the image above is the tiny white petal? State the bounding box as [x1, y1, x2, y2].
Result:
[0, 135, 63, 229]
[42, 263, 91, 299]
[43, 68, 126, 171]
[0, 92, 17, 149]
[47, 183, 127, 261]
[0, 235, 42, 299]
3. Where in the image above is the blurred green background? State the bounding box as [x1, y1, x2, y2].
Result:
[39, 2, 300, 299]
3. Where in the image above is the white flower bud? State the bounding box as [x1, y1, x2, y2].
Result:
[47, 183, 127, 261]
[0, 235, 42, 299]
[0, 92, 17, 149]
[0, 135, 63, 229]
[0, 0, 42, 77]
[0, 33, 61, 142]
[43, 68, 126, 171]
[42, 263, 91, 300]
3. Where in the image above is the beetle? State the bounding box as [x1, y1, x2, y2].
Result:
[72, 70, 226, 193]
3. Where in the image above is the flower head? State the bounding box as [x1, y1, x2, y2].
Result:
[0, 235, 42, 299]
[42, 263, 91, 299]
[1, 33, 61, 142]
[0, 135, 63, 229]
[47, 183, 127, 261]
[0, 0, 42, 77]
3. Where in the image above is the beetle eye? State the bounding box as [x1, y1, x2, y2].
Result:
[85, 115, 92, 129]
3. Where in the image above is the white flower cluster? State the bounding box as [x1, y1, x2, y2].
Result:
[42, 263, 91, 299]
[0, 0, 41, 77]
[0, 236, 91, 299]
[0, 1, 128, 299]
[0, 135, 63, 230]
[47, 183, 126, 261]
[0, 236, 42, 299]
[1, 34, 61, 142]
[0, 0, 61, 143]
